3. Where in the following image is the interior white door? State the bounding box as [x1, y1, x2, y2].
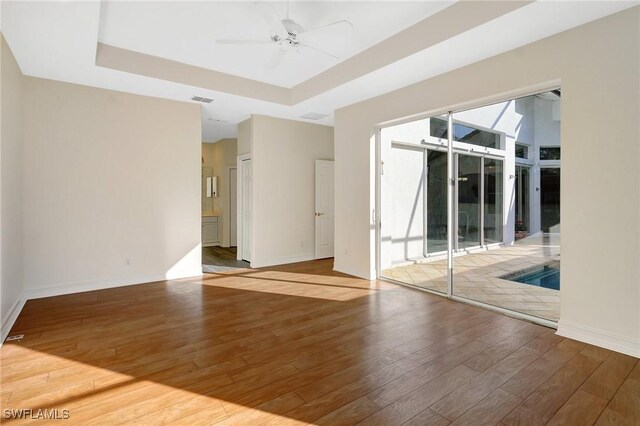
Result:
[229, 168, 238, 247]
[241, 159, 252, 262]
[315, 160, 335, 259]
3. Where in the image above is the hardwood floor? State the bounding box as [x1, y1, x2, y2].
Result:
[1, 259, 638, 425]
[202, 246, 249, 269]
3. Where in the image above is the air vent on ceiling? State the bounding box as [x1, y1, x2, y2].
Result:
[192, 96, 214, 103]
[301, 112, 328, 120]
[207, 117, 229, 123]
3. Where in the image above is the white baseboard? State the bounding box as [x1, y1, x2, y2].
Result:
[1, 270, 203, 346]
[1, 297, 27, 344]
[23, 271, 203, 300]
[557, 320, 640, 358]
[250, 254, 315, 269]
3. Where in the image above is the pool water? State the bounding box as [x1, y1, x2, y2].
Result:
[502, 264, 560, 290]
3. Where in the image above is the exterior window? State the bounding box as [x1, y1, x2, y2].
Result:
[515, 143, 528, 159]
[540, 147, 561, 160]
[430, 117, 500, 149]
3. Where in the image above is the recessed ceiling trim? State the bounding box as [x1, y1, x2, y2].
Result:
[94, 1, 533, 108]
[290, 0, 533, 104]
[95, 42, 290, 105]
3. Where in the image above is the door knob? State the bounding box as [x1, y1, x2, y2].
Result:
[315, 212, 325, 216]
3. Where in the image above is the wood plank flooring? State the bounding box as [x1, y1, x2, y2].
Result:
[202, 246, 249, 269]
[1, 259, 638, 425]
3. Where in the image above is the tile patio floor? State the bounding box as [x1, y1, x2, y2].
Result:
[383, 234, 560, 321]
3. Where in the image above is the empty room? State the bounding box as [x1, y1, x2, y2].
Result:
[1, 1, 639, 425]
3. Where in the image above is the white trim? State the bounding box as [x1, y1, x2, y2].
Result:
[226, 166, 238, 248]
[250, 254, 315, 269]
[376, 80, 561, 129]
[557, 320, 640, 358]
[23, 271, 203, 300]
[237, 153, 252, 263]
[1, 297, 27, 344]
[1, 271, 202, 346]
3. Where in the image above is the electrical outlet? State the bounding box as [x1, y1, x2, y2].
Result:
[125, 258, 131, 266]
[6, 334, 24, 342]
[300, 241, 304, 248]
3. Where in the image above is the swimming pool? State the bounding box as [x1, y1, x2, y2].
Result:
[501, 263, 560, 290]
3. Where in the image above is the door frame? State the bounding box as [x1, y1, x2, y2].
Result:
[226, 166, 238, 247]
[236, 154, 251, 262]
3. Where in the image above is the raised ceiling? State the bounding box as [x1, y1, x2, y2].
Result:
[99, 1, 454, 88]
[2, 1, 637, 142]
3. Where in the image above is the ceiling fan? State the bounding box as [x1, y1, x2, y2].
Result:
[215, 2, 353, 69]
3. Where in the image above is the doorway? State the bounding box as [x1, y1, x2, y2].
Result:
[378, 88, 561, 325]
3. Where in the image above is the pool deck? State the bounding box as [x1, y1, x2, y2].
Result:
[382, 234, 560, 321]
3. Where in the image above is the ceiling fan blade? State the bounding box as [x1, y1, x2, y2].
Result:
[216, 39, 273, 45]
[300, 20, 353, 40]
[264, 48, 287, 70]
[298, 43, 339, 60]
[253, 2, 288, 40]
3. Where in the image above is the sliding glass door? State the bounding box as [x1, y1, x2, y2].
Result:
[378, 89, 561, 325]
[426, 150, 448, 254]
[456, 154, 481, 249]
[515, 165, 530, 238]
[484, 158, 503, 244]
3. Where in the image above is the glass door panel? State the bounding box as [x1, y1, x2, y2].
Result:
[378, 89, 561, 325]
[379, 122, 448, 295]
[451, 91, 561, 324]
[457, 154, 481, 249]
[484, 158, 503, 244]
[541, 168, 560, 232]
[426, 150, 448, 254]
[515, 165, 530, 239]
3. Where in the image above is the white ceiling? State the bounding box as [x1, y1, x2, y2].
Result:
[99, 1, 454, 88]
[2, 1, 637, 142]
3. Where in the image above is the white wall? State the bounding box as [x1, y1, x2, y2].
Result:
[334, 7, 640, 356]
[1, 35, 25, 340]
[250, 115, 334, 268]
[237, 118, 252, 156]
[21, 77, 202, 298]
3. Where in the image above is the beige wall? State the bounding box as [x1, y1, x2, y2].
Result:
[250, 115, 334, 267]
[334, 7, 640, 356]
[202, 138, 238, 247]
[21, 77, 202, 297]
[1, 35, 24, 339]
[237, 118, 252, 156]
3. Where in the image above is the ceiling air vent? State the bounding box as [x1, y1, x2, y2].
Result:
[192, 96, 214, 103]
[301, 112, 328, 120]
